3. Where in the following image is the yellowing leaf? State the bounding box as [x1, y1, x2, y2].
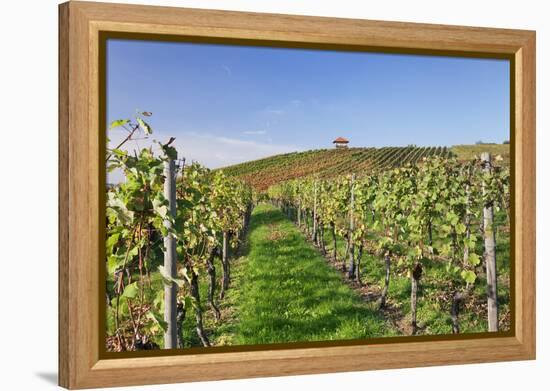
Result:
[109, 119, 129, 129]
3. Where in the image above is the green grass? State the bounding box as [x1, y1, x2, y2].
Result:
[215, 203, 397, 345]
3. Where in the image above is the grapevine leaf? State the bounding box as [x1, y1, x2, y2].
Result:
[147, 310, 168, 332]
[455, 223, 466, 235]
[460, 270, 477, 284]
[106, 233, 120, 254]
[467, 253, 481, 266]
[183, 296, 193, 309]
[109, 119, 130, 129]
[137, 117, 153, 135]
[121, 282, 139, 299]
[106, 255, 122, 276]
[158, 265, 186, 287]
[162, 145, 178, 160]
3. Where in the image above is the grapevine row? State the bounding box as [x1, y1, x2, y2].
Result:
[267, 155, 509, 334]
[221, 146, 455, 190]
[105, 113, 254, 351]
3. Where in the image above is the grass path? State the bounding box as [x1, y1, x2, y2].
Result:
[212, 203, 397, 345]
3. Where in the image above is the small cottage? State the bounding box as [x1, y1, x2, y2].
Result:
[333, 137, 349, 149]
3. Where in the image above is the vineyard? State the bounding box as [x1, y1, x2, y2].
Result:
[219, 144, 509, 191]
[106, 114, 254, 350]
[266, 154, 510, 334]
[105, 113, 510, 351]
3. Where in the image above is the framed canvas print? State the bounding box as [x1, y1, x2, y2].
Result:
[58, 1, 536, 389]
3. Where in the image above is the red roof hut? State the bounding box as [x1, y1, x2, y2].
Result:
[333, 137, 349, 149]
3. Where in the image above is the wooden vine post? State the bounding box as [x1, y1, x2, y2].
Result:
[298, 198, 301, 227]
[297, 184, 302, 228]
[481, 152, 498, 332]
[379, 252, 391, 308]
[347, 174, 356, 279]
[163, 158, 178, 348]
[221, 231, 229, 297]
[312, 180, 318, 242]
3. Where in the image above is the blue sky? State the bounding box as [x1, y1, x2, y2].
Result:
[107, 39, 509, 171]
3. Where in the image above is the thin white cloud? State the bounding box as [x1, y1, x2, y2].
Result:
[242, 130, 267, 135]
[261, 106, 284, 116]
[172, 132, 301, 170]
[106, 130, 301, 183]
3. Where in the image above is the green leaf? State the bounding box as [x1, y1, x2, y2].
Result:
[440, 224, 452, 235]
[106, 255, 121, 276]
[121, 282, 139, 299]
[467, 253, 481, 266]
[461, 270, 477, 284]
[446, 211, 459, 226]
[111, 148, 127, 157]
[162, 145, 177, 160]
[147, 310, 168, 332]
[466, 236, 477, 250]
[106, 233, 120, 254]
[157, 205, 169, 219]
[180, 296, 193, 310]
[109, 119, 130, 129]
[137, 117, 153, 135]
[153, 290, 164, 309]
[158, 265, 186, 287]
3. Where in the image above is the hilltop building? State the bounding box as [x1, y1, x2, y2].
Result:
[333, 137, 349, 149]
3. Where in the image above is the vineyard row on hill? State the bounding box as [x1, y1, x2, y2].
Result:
[220, 146, 454, 190]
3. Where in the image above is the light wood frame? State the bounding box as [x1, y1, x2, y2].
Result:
[59, 1, 536, 389]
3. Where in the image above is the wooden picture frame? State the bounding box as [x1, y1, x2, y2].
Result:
[59, 1, 536, 389]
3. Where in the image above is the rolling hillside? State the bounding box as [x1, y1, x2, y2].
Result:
[451, 143, 510, 164]
[219, 144, 509, 191]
